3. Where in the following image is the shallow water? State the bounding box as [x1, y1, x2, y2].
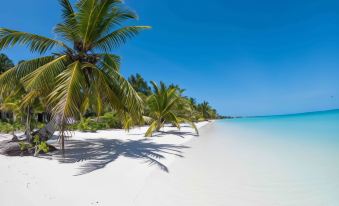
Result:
[137, 110, 339, 206]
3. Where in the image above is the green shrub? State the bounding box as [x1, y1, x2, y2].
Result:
[19, 141, 33, 151]
[98, 112, 122, 129]
[33, 135, 49, 156]
[69, 113, 123, 132]
[77, 118, 99, 132]
[0, 122, 14, 133]
[37, 141, 49, 153]
[0, 121, 25, 133]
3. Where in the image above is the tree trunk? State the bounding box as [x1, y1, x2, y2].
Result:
[25, 107, 32, 143]
[156, 119, 162, 132]
[59, 122, 66, 157]
[61, 134, 65, 157]
[11, 114, 17, 138]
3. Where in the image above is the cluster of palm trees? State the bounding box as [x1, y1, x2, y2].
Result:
[128, 73, 219, 136]
[0, 0, 219, 154]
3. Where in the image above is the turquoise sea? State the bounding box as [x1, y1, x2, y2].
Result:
[212, 109, 339, 205]
[223, 109, 339, 147]
[138, 109, 339, 206]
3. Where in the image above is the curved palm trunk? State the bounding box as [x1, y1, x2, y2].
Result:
[155, 119, 164, 132]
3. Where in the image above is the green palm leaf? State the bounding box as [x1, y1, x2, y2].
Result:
[100, 57, 144, 119]
[21, 55, 69, 94]
[98, 54, 121, 71]
[94, 26, 150, 51]
[100, 7, 138, 32]
[145, 121, 159, 137]
[0, 68, 21, 95]
[16, 56, 55, 78]
[0, 28, 69, 54]
[49, 61, 85, 123]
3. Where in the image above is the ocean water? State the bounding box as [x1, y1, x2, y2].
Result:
[222, 109, 339, 148]
[137, 109, 339, 206]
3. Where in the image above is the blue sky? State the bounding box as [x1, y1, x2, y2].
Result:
[0, 0, 338, 116]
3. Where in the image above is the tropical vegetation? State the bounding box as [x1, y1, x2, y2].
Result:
[0, 0, 221, 156]
[144, 81, 198, 137]
[0, 0, 150, 151]
[0, 53, 14, 74]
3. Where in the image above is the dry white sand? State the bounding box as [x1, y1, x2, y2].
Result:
[0, 121, 211, 206]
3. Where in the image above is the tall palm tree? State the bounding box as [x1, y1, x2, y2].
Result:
[0, 0, 150, 152]
[0, 53, 14, 74]
[145, 81, 198, 137]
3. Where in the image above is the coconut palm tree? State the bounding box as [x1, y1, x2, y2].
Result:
[0, 53, 14, 74]
[0, 0, 150, 152]
[128, 73, 151, 96]
[145, 81, 198, 137]
[198, 101, 218, 120]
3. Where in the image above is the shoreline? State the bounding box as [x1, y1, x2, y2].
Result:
[0, 121, 213, 206]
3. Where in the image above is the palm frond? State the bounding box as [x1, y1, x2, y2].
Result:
[98, 54, 121, 71]
[94, 26, 150, 51]
[0, 28, 69, 53]
[16, 56, 55, 78]
[48, 61, 85, 123]
[21, 55, 69, 94]
[166, 111, 181, 129]
[55, 0, 79, 42]
[179, 117, 199, 135]
[100, 58, 144, 119]
[95, 6, 138, 38]
[77, 0, 136, 47]
[59, 0, 76, 24]
[0, 67, 22, 96]
[54, 24, 79, 43]
[94, 68, 126, 111]
[77, 0, 97, 47]
[150, 81, 160, 95]
[145, 121, 158, 137]
[20, 90, 41, 110]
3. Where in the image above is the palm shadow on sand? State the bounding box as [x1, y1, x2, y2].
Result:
[153, 130, 198, 139]
[47, 138, 189, 176]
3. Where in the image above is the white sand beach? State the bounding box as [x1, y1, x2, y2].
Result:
[0, 121, 211, 206]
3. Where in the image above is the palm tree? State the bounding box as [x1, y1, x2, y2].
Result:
[144, 81, 198, 137]
[128, 73, 151, 96]
[0, 0, 150, 152]
[198, 101, 212, 120]
[197, 101, 218, 120]
[0, 53, 14, 74]
[168, 84, 186, 94]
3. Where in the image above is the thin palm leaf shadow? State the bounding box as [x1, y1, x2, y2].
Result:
[48, 139, 189, 176]
[153, 130, 199, 139]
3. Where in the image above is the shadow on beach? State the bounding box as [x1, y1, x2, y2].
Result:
[46, 138, 189, 176]
[154, 130, 198, 139]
